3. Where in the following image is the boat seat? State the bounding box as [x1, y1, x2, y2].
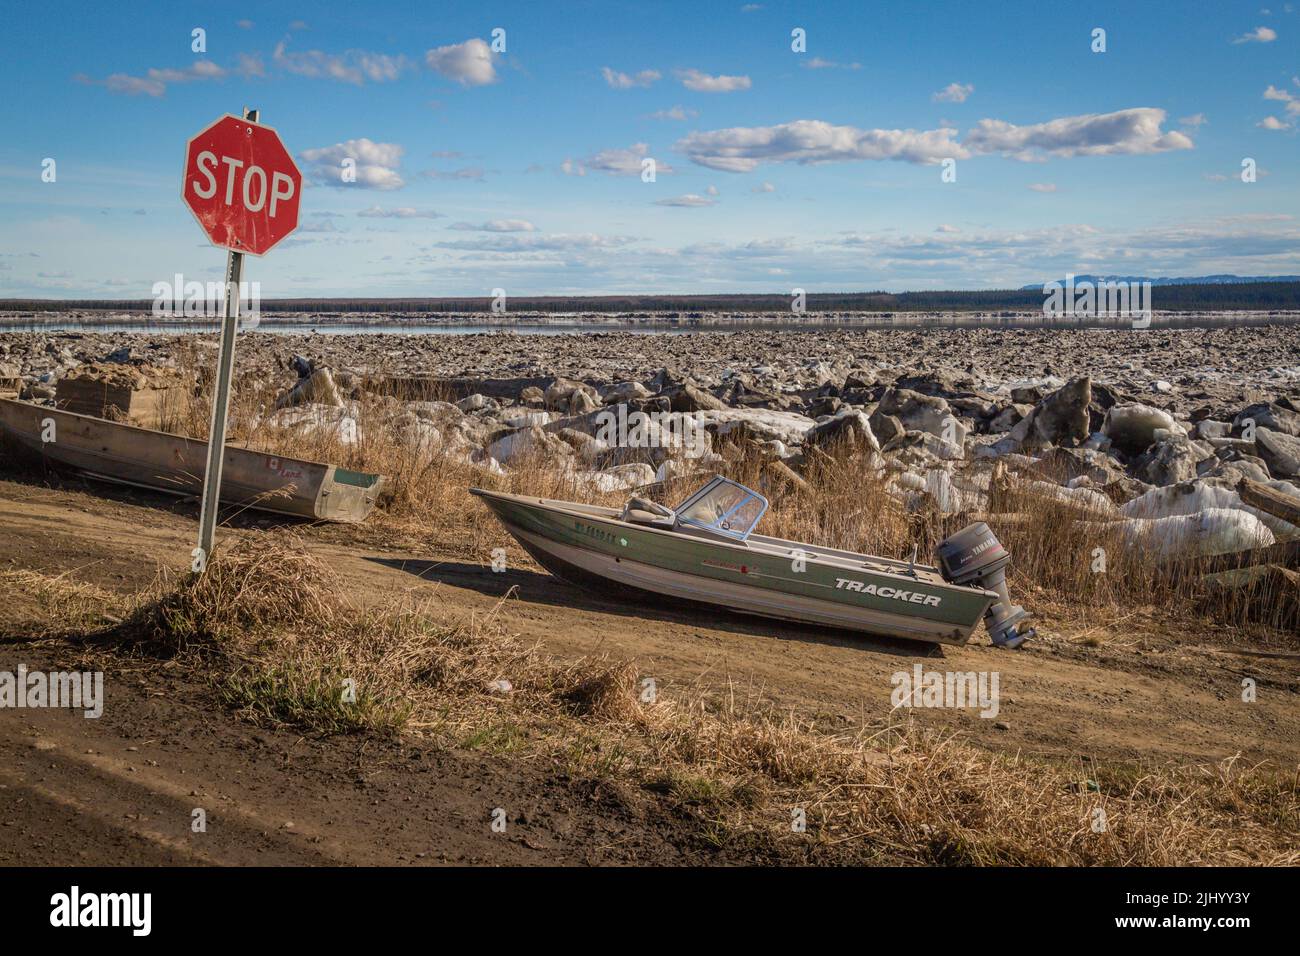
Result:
[620, 496, 675, 526]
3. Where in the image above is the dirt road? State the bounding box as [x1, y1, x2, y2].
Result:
[1, 472, 1298, 864]
[0, 644, 772, 865]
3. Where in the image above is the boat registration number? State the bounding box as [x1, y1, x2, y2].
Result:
[575, 521, 621, 546]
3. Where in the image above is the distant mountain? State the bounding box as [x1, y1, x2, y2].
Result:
[1020, 274, 1300, 290]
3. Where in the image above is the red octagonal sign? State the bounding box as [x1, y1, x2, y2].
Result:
[182, 114, 302, 256]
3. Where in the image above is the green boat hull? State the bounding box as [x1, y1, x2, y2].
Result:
[471, 488, 997, 645]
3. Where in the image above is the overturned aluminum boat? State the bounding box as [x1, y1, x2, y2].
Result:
[471, 475, 1033, 648]
[0, 398, 385, 523]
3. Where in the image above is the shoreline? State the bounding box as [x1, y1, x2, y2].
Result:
[5, 309, 1300, 335]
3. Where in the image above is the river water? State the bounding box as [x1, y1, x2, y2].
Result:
[0, 321, 706, 335]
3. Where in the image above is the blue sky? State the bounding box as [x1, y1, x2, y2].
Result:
[1, 0, 1298, 297]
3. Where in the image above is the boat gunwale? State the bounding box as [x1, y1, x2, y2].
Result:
[0, 397, 385, 522]
[0, 395, 382, 481]
[0, 398, 369, 475]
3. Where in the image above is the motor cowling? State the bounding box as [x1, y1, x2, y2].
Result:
[935, 522, 1034, 649]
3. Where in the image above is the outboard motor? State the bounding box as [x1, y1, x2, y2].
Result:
[935, 522, 1034, 649]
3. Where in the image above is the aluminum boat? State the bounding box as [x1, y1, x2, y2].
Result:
[471, 475, 1033, 647]
[0, 398, 385, 523]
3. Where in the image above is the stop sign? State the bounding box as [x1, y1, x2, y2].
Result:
[182, 114, 302, 256]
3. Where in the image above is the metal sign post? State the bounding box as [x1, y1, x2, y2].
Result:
[193, 244, 244, 572]
[180, 105, 300, 572]
[192, 107, 256, 574]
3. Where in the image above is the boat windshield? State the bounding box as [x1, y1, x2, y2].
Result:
[673, 476, 769, 542]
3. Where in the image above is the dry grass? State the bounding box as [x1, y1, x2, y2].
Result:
[126, 538, 346, 654]
[143, 353, 1295, 643]
[0, 568, 127, 639]
[114, 535, 565, 735]
[7, 544, 1296, 865]
[11, 347, 1295, 652]
[986, 486, 1297, 643]
[154, 349, 634, 553]
[639, 703, 1300, 864]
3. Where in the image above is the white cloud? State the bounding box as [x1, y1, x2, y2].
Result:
[1263, 85, 1300, 115]
[357, 206, 442, 218]
[649, 105, 698, 121]
[676, 68, 752, 92]
[964, 108, 1193, 160]
[236, 53, 265, 78]
[353, 52, 406, 83]
[1179, 113, 1207, 127]
[935, 224, 960, 233]
[421, 165, 486, 181]
[655, 194, 717, 207]
[676, 120, 965, 171]
[274, 41, 407, 84]
[752, 181, 775, 193]
[425, 38, 497, 86]
[430, 233, 640, 253]
[804, 220, 1300, 283]
[15, 215, 1300, 297]
[236, 19, 253, 30]
[1257, 115, 1291, 129]
[300, 139, 405, 189]
[1233, 26, 1277, 42]
[448, 219, 537, 232]
[78, 59, 229, 97]
[161, 61, 226, 82]
[561, 143, 672, 176]
[932, 82, 974, 103]
[1027, 183, 1057, 192]
[676, 109, 1190, 172]
[1206, 165, 1272, 180]
[98, 74, 166, 97]
[803, 57, 861, 70]
[601, 67, 661, 89]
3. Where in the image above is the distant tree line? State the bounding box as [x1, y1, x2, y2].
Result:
[4, 282, 1300, 314]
